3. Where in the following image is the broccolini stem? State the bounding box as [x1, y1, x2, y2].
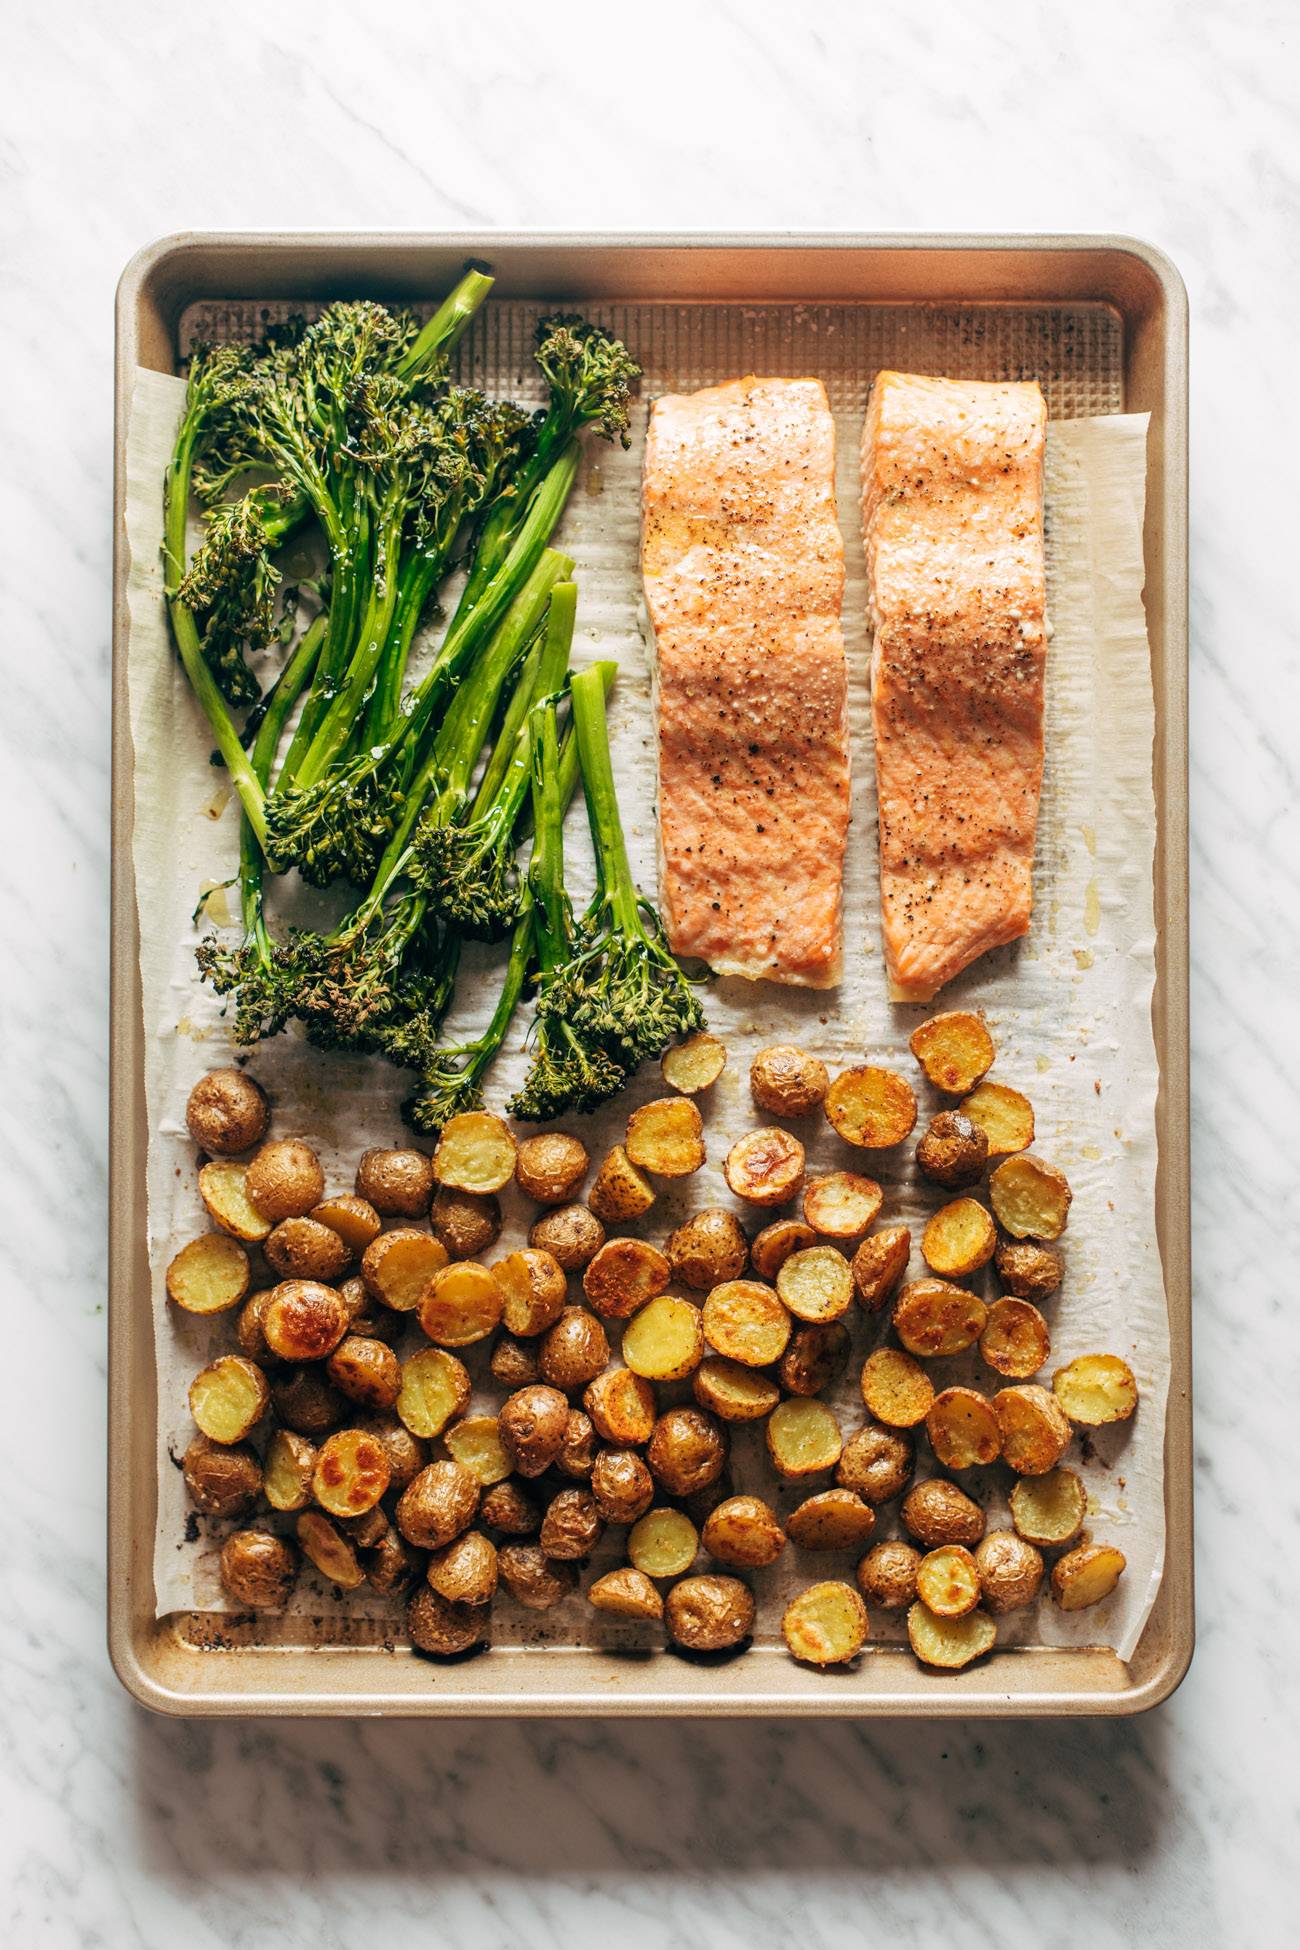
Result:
[398, 265, 494, 379]
[570, 663, 641, 935]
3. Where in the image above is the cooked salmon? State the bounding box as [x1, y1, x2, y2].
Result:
[862, 371, 1047, 1001]
[642, 376, 850, 986]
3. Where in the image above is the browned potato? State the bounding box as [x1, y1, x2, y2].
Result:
[246, 1139, 325, 1222]
[310, 1194, 382, 1257]
[925, 1388, 1002, 1471]
[801, 1170, 883, 1241]
[921, 1198, 997, 1278]
[591, 1449, 655, 1525]
[893, 1278, 988, 1359]
[263, 1281, 350, 1363]
[995, 1238, 1063, 1302]
[701, 1279, 790, 1366]
[915, 1544, 981, 1618]
[693, 1357, 781, 1423]
[1053, 1353, 1139, 1426]
[860, 1346, 935, 1429]
[361, 1229, 449, 1313]
[665, 1209, 748, 1292]
[490, 1248, 568, 1338]
[907, 1601, 996, 1669]
[312, 1428, 392, 1518]
[514, 1131, 589, 1205]
[220, 1529, 297, 1609]
[993, 1384, 1073, 1475]
[263, 1428, 317, 1512]
[628, 1507, 699, 1578]
[480, 1480, 541, 1536]
[824, 1066, 918, 1149]
[496, 1543, 577, 1611]
[166, 1232, 250, 1316]
[857, 1539, 922, 1610]
[270, 1367, 346, 1439]
[540, 1486, 604, 1560]
[418, 1261, 504, 1348]
[776, 1245, 854, 1324]
[353, 1414, 426, 1493]
[335, 1275, 378, 1331]
[364, 1530, 422, 1598]
[976, 1531, 1044, 1614]
[901, 1479, 985, 1548]
[623, 1295, 706, 1381]
[426, 1531, 498, 1606]
[960, 1081, 1035, 1156]
[583, 1238, 671, 1319]
[980, 1298, 1051, 1379]
[326, 1335, 400, 1412]
[584, 1367, 657, 1446]
[1009, 1467, 1087, 1549]
[766, 1398, 843, 1479]
[337, 1505, 389, 1551]
[989, 1154, 1072, 1241]
[909, 1011, 995, 1094]
[588, 1145, 656, 1223]
[916, 1111, 988, 1189]
[433, 1113, 517, 1194]
[540, 1307, 610, 1391]
[234, 1289, 277, 1365]
[625, 1097, 706, 1178]
[661, 1032, 728, 1096]
[724, 1128, 806, 1207]
[406, 1585, 490, 1655]
[490, 1334, 542, 1389]
[296, 1509, 365, 1590]
[395, 1460, 481, 1550]
[353, 1147, 434, 1217]
[750, 1219, 817, 1282]
[782, 1580, 869, 1666]
[779, 1321, 851, 1398]
[587, 1567, 664, 1620]
[182, 1434, 262, 1517]
[395, 1346, 471, 1440]
[198, 1161, 272, 1243]
[786, 1489, 876, 1552]
[556, 1409, 597, 1480]
[681, 1473, 737, 1530]
[528, 1202, 605, 1271]
[1052, 1542, 1128, 1611]
[189, 1355, 269, 1444]
[431, 1186, 503, 1261]
[837, 1424, 914, 1505]
[264, 1217, 351, 1284]
[665, 1574, 755, 1652]
[701, 1494, 786, 1569]
[497, 1384, 570, 1477]
[444, 1415, 513, 1486]
[850, 1225, 912, 1312]
[647, 1407, 727, 1499]
[186, 1068, 269, 1156]
[749, 1045, 829, 1119]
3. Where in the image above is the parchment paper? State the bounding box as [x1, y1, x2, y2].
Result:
[125, 348, 1165, 1664]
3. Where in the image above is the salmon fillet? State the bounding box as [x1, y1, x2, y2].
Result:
[862, 371, 1047, 1001]
[642, 376, 850, 986]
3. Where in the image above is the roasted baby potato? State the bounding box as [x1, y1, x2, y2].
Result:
[296, 1510, 365, 1590]
[749, 1044, 829, 1118]
[220, 1528, 298, 1609]
[189, 1354, 269, 1444]
[766, 1398, 843, 1479]
[1052, 1353, 1139, 1426]
[199, 1160, 272, 1243]
[270, 1367, 346, 1439]
[584, 1366, 657, 1445]
[337, 1505, 389, 1551]
[993, 1384, 1073, 1475]
[776, 1245, 854, 1324]
[915, 1544, 981, 1618]
[921, 1198, 997, 1278]
[355, 1146, 435, 1218]
[395, 1459, 481, 1550]
[661, 1032, 728, 1096]
[625, 1097, 706, 1178]
[647, 1407, 728, 1498]
[1051, 1542, 1127, 1610]
[915, 1111, 988, 1188]
[426, 1530, 498, 1606]
[628, 1506, 699, 1578]
[365, 1528, 423, 1597]
[860, 1346, 935, 1429]
[786, 1489, 877, 1552]
[528, 1202, 605, 1271]
[514, 1131, 589, 1205]
[907, 1601, 996, 1670]
[802, 1170, 883, 1240]
[312, 1427, 392, 1518]
[665, 1574, 755, 1652]
[235, 1289, 277, 1364]
[975, 1531, 1044, 1614]
[702, 1494, 787, 1568]
[782, 1580, 869, 1666]
[360, 1228, 449, 1313]
[980, 1298, 1051, 1379]
[995, 1238, 1063, 1302]
[901, 1479, 985, 1548]
[836, 1423, 914, 1505]
[556, 1408, 597, 1480]
[701, 1279, 791, 1366]
[353, 1413, 426, 1493]
[444, 1415, 513, 1486]
[496, 1543, 577, 1611]
[263, 1280, 350, 1362]
[310, 1194, 382, 1257]
[583, 1237, 671, 1319]
[850, 1225, 912, 1312]
[418, 1261, 504, 1347]
[539, 1306, 610, 1391]
[433, 1112, 517, 1195]
[925, 1388, 1002, 1471]
[395, 1346, 471, 1440]
[893, 1278, 988, 1359]
[989, 1154, 1072, 1241]
[665, 1208, 748, 1292]
[724, 1127, 806, 1207]
[262, 1428, 317, 1513]
[824, 1066, 918, 1149]
[1009, 1466, 1087, 1549]
[960, 1081, 1035, 1156]
[406, 1585, 490, 1655]
[186, 1068, 269, 1156]
[166, 1231, 251, 1316]
[431, 1186, 503, 1261]
[494, 1248, 568, 1335]
[540, 1486, 604, 1560]
[587, 1146, 656, 1224]
[246, 1139, 325, 1222]
[591, 1448, 655, 1525]
[265, 1216, 351, 1283]
[325, 1335, 400, 1412]
[587, 1566, 664, 1620]
[909, 1011, 995, 1095]
[479, 1479, 541, 1536]
[693, 1356, 781, 1422]
[750, 1219, 817, 1282]
[622, 1295, 706, 1381]
[779, 1321, 851, 1399]
[856, 1539, 922, 1611]
[497, 1384, 571, 1477]
[182, 1434, 262, 1517]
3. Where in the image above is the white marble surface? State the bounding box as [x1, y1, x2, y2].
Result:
[2, 0, 1297, 1943]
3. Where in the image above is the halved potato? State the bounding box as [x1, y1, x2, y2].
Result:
[702, 1494, 786, 1569]
[444, 1415, 513, 1486]
[989, 1154, 1072, 1241]
[857, 1540, 922, 1611]
[779, 1321, 851, 1398]
[701, 1279, 791, 1366]
[360, 1228, 449, 1313]
[587, 1145, 656, 1223]
[188, 1355, 269, 1444]
[587, 1566, 664, 1620]
[692, 1357, 781, 1423]
[661, 1032, 728, 1096]
[1009, 1466, 1087, 1549]
[994, 1238, 1063, 1302]
[625, 1097, 706, 1178]
[395, 1346, 471, 1440]
[921, 1198, 997, 1278]
[418, 1261, 504, 1347]
[245, 1140, 325, 1223]
[901, 1478, 985, 1548]
[622, 1295, 705, 1381]
[785, 1489, 876, 1551]
[1052, 1353, 1139, 1426]
[915, 1112, 988, 1188]
[850, 1225, 912, 1312]
[432, 1112, 517, 1194]
[325, 1335, 400, 1412]
[584, 1366, 657, 1445]
[628, 1506, 699, 1578]
[513, 1132, 588, 1206]
[993, 1384, 1073, 1475]
[263, 1281, 350, 1362]
[311, 1194, 382, 1256]
[1051, 1542, 1127, 1611]
[296, 1509, 365, 1590]
[782, 1581, 869, 1666]
[909, 1012, 995, 1095]
[960, 1081, 1035, 1156]
[665, 1209, 749, 1292]
[776, 1246, 854, 1324]
[583, 1238, 671, 1319]
[724, 1127, 806, 1207]
[263, 1428, 316, 1512]
[980, 1297, 1051, 1379]
[766, 1398, 843, 1479]
[199, 1161, 273, 1242]
[166, 1232, 251, 1315]
[893, 1279, 988, 1358]
[925, 1388, 1002, 1470]
[493, 1247, 568, 1336]
[915, 1545, 981, 1618]
[837, 1424, 915, 1506]
[975, 1531, 1044, 1614]
[907, 1601, 996, 1670]
[539, 1307, 610, 1391]
[311, 1428, 391, 1518]
[750, 1219, 817, 1282]
[749, 1045, 829, 1119]
[802, 1171, 883, 1240]
[824, 1066, 918, 1149]
[860, 1346, 935, 1429]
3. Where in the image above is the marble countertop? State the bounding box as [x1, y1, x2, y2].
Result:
[3, 0, 1297, 1942]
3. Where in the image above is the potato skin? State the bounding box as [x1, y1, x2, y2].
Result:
[555, 1409, 597, 1481]
[835, 1424, 914, 1505]
[496, 1543, 578, 1611]
[779, 1321, 851, 1398]
[850, 1226, 912, 1311]
[220, 1529, 298, 1609]
[263, 1281, 350, 1363]
[495, 1248, 568, 1336]
[185, 1068, 269, 1157]
[264, 1217, 351, 1283]
[584, 1366, 657, 1446]
[665, 1209, 749, 1291]
[355, 1146, 435, 1218]
[588, 1146, 656, 1224]
[750, 1220, 817, 1282]
[246, 1140, 325, 1222]
[587, 1567, 664, 1620]
[365, 1528, 423, 1597]
[856, 1539, 922, 1610]
[995, 1239, 1064, 1302]
[426, 1531, 498, 1606]
[915, 1112, 989, 1189]
[901, 1479, 986, 1548]
[590, 1449, 655, 1525]
[480, 1480, 542, 1536]
[270, 1367, 347, 1439]
[665, 1574, 755, 1652]
[647, 1408, 728, 1499]
[431, 1187, 503, 1261]
[490, 1334, 542, 1389]
[498, 1384, 571, 1477]
[515, 1132, 589, 1206]
[540, 1486, 604, 1560]
[406, 1585, 490, 1656]
[539, 1308, 610, 1391]
[702, 1495, 786, 1569]
[528, 1203, 606, 1272]
[749, 1045, 829, 1118]
[975, 1531, 1044, 1614]
[325, 1336, 401, 1412]
[182, 1435, 262, 1517]
[785, 1489, 876, 1552]
[395, 1460, 481, 1550]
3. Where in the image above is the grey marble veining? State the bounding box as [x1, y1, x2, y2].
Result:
[2, 0, 1298, 1943]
